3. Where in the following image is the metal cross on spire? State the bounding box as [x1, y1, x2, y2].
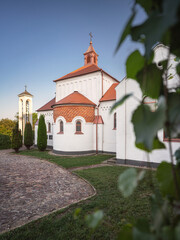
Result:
[25, 85, 27, 91]
[89, 32, 93, 42]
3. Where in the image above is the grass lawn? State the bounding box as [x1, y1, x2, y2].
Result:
[0, 166, 154, 240]
[18, 149, 114, 169]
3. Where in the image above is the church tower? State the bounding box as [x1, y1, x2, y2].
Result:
[18, 86, 33, 136]
[84, 35, 98, 66]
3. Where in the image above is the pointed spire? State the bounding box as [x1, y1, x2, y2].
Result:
[84, 35, 98, 66]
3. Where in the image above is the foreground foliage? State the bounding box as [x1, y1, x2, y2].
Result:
[109, 0, 180, 239]
[0, 166, 154, 240]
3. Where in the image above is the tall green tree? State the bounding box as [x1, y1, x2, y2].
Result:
[11, 122, 22, 153]
[37, 115, 47, 151]
[32, 112, 38, 130]
[24, 122, 33, 150]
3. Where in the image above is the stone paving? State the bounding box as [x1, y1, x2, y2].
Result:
[0, 149, 95, 233]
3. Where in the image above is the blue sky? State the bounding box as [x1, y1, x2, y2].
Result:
[0, 0, 146, 119]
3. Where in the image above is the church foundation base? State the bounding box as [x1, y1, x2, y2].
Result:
[116, 158, 159, 168]
[53, 150, 116, 155]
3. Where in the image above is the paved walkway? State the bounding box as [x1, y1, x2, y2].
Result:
[0, 149, 95, 233]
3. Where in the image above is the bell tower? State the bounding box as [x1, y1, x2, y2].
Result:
[84, 33, 98, 66]
[18, 86, 33, 136]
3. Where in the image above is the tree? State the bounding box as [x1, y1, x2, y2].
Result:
[24, 122, 33, 150]
[0, 118, 16, 139]
[11, 122, 22, 153]
[37, 115, 47, 151]
[32, 112, 38, 130]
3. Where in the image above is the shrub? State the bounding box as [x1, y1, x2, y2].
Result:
[24, 122, 33, 150]
[0, 134, 11, 149]
[37, 115, 47, 151]
[11, 122, 22, 153]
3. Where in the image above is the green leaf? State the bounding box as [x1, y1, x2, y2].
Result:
[118, 168, 145, 197]
[136, 136, 166, 152]
[115, 12, 135, 53]
[110, 93, 133, 113]
[175, 223, 180, 240]
[175, 148, 180, 165]
[131, 0, 180, 57]
[133, 219, 155, 240]
[126, 50, 145, 79]
[117, 224, 133, 240]
[157, 162, 180, 199]
[168, 93, 180, 138]
[136, 63, 163, 99]
[85, 210, 104, 229]
[136, 0, 153, 14]
[132, 97, 166, 151]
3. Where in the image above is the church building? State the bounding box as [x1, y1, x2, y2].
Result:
[34, 41, 180, 167]
[35, 40, 119, 154]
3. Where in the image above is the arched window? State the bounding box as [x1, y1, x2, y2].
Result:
[114, 113, 116, 130]
[48, 122, 51, 133]
[76, 121, 81, 132]
[60, 120, 64, 133]
[26, 100, 29, 122]
[87, 56, 90, 64]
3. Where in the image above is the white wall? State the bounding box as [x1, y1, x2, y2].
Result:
[56, 72, 102, 105]
[37, 110, 54, 147]
[99, 101, 116, 153]
[53, 116, 94, 153]
[116, 78, 180, 164]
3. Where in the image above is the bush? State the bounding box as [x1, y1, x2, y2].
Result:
[37, 115, 47, 151]
[11, 122, 22, 153]
[0, 134, 11, 149]
[24, 122, 33, 150]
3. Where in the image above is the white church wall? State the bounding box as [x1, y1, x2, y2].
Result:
[99, 101, 116, 153]
[53, 116, 94, 153]
[56, 72, 102, 105]
[37, 110, 54, 147]
[116, 78, 180, 165]
[103, 73, 117, 95]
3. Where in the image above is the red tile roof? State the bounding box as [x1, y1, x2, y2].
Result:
[37, 97, 55, 112]
[53, 64, 119, 82]
[100, 83, 119, 102]
[54, 64, 100, 82]
[93, 115, 104, 124]
[53, 91, 96, 106]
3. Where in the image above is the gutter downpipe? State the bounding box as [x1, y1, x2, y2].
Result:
[96, 104, 100, 154]
[101, 70, 104, 97]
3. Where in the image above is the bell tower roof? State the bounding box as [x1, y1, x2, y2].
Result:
[83, 34, 98, 66]
[18, 86, 33, 97]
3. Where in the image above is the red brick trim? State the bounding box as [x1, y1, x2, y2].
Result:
[57, 132, 64, 134]
[75, 132, 84, 135]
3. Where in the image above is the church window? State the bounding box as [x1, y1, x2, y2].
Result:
[26, 100, 29, 123]
[87, 56, 90, 64]
[60, 120, 64, 133]
[48, 122, 51, 133]
[76, 121, 82, 133]
[94, 56, 96, 64]
[113, 113, 116, 130]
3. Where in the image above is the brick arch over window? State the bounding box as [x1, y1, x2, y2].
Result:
[53, 105, 95, 123]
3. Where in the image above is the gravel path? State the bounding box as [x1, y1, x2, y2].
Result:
[0, 149, 95, 233]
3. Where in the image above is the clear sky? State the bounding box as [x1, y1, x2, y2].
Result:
[0, 0, 146, 120]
